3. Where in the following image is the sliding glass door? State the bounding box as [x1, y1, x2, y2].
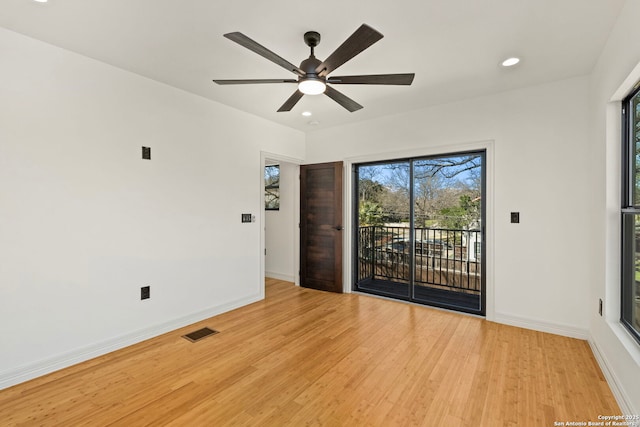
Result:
[354, 151, 485, 315]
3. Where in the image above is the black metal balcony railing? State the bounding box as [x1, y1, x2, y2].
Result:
[358, 226, 482, 294]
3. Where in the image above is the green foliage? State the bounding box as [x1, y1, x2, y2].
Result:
[359, 201, 384, 226]
[438, 194, 480, 230]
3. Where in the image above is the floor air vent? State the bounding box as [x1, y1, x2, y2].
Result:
[182, 327, 219, 343]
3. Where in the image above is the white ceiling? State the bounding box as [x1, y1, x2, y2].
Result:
[0, 0, 625, 132]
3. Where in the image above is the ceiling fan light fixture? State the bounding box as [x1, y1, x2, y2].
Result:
[298, 79, 326, 95]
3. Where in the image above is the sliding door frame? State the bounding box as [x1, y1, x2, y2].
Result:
[343, 141, 495, 319]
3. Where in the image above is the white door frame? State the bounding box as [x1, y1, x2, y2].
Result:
[260, 151, 303, 295]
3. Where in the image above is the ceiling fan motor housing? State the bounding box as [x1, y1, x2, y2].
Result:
[300, 56, 324, 80]
[298, 55, 326, 94]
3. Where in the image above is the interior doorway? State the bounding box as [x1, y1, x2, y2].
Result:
[353, 151, 486, 315]
[263, 158, 300, 284]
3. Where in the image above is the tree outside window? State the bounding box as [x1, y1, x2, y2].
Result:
[265, 165, 280, 210]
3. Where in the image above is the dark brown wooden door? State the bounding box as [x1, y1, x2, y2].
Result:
[300, 161, 343, 293]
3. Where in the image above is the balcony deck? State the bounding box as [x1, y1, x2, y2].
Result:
[357, 225, 483, 312]
[357, 277, 481, 311]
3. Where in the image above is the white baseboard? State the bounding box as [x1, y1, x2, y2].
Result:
[588, 337, 635, 415]
[493, 312, 589, 339]
[0, 293, 262, 391]
[265, 272, 295, 282]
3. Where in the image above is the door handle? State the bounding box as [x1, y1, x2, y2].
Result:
[334, 225, 344, 231]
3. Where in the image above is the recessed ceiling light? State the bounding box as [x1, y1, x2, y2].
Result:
[308, 120, 320, 126]
[302, 111, 312, 117]
[33, 0, 48, 3]
[501, 57, 520, 67]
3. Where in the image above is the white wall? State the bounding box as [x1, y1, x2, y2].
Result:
[307, 76, 591, 336]
[265, 161, 298, 282]
[588, 0, 640, 414]
[0, 27, 305, 389]
[3, 4, 639, 410]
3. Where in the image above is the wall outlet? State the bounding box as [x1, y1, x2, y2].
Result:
[598, 298, 603, 316]
[510, 212, 520, 223]
[141, 286, 150, 300]
[142, 146, 151, 160]
[241, 213, 252, 223]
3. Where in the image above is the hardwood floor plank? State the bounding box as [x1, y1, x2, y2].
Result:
[0, 278, 620, 426]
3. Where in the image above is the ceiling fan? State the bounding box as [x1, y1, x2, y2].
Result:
[213, 24, 415, 112]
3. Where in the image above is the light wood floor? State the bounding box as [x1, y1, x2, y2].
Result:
[0, 278, 619, 426]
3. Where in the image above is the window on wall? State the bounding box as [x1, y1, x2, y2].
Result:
[621, 82, 640, 344]
[265, 165, 280, 210]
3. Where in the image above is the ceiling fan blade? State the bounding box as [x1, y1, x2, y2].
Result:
[327, 73, 415, 85]
[224, 32, 305, 76]
[213, 79, 298, 85]
[277, 90, 304, 112]
[315, 24, 383, 77]
[324, 86, 363, 112]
